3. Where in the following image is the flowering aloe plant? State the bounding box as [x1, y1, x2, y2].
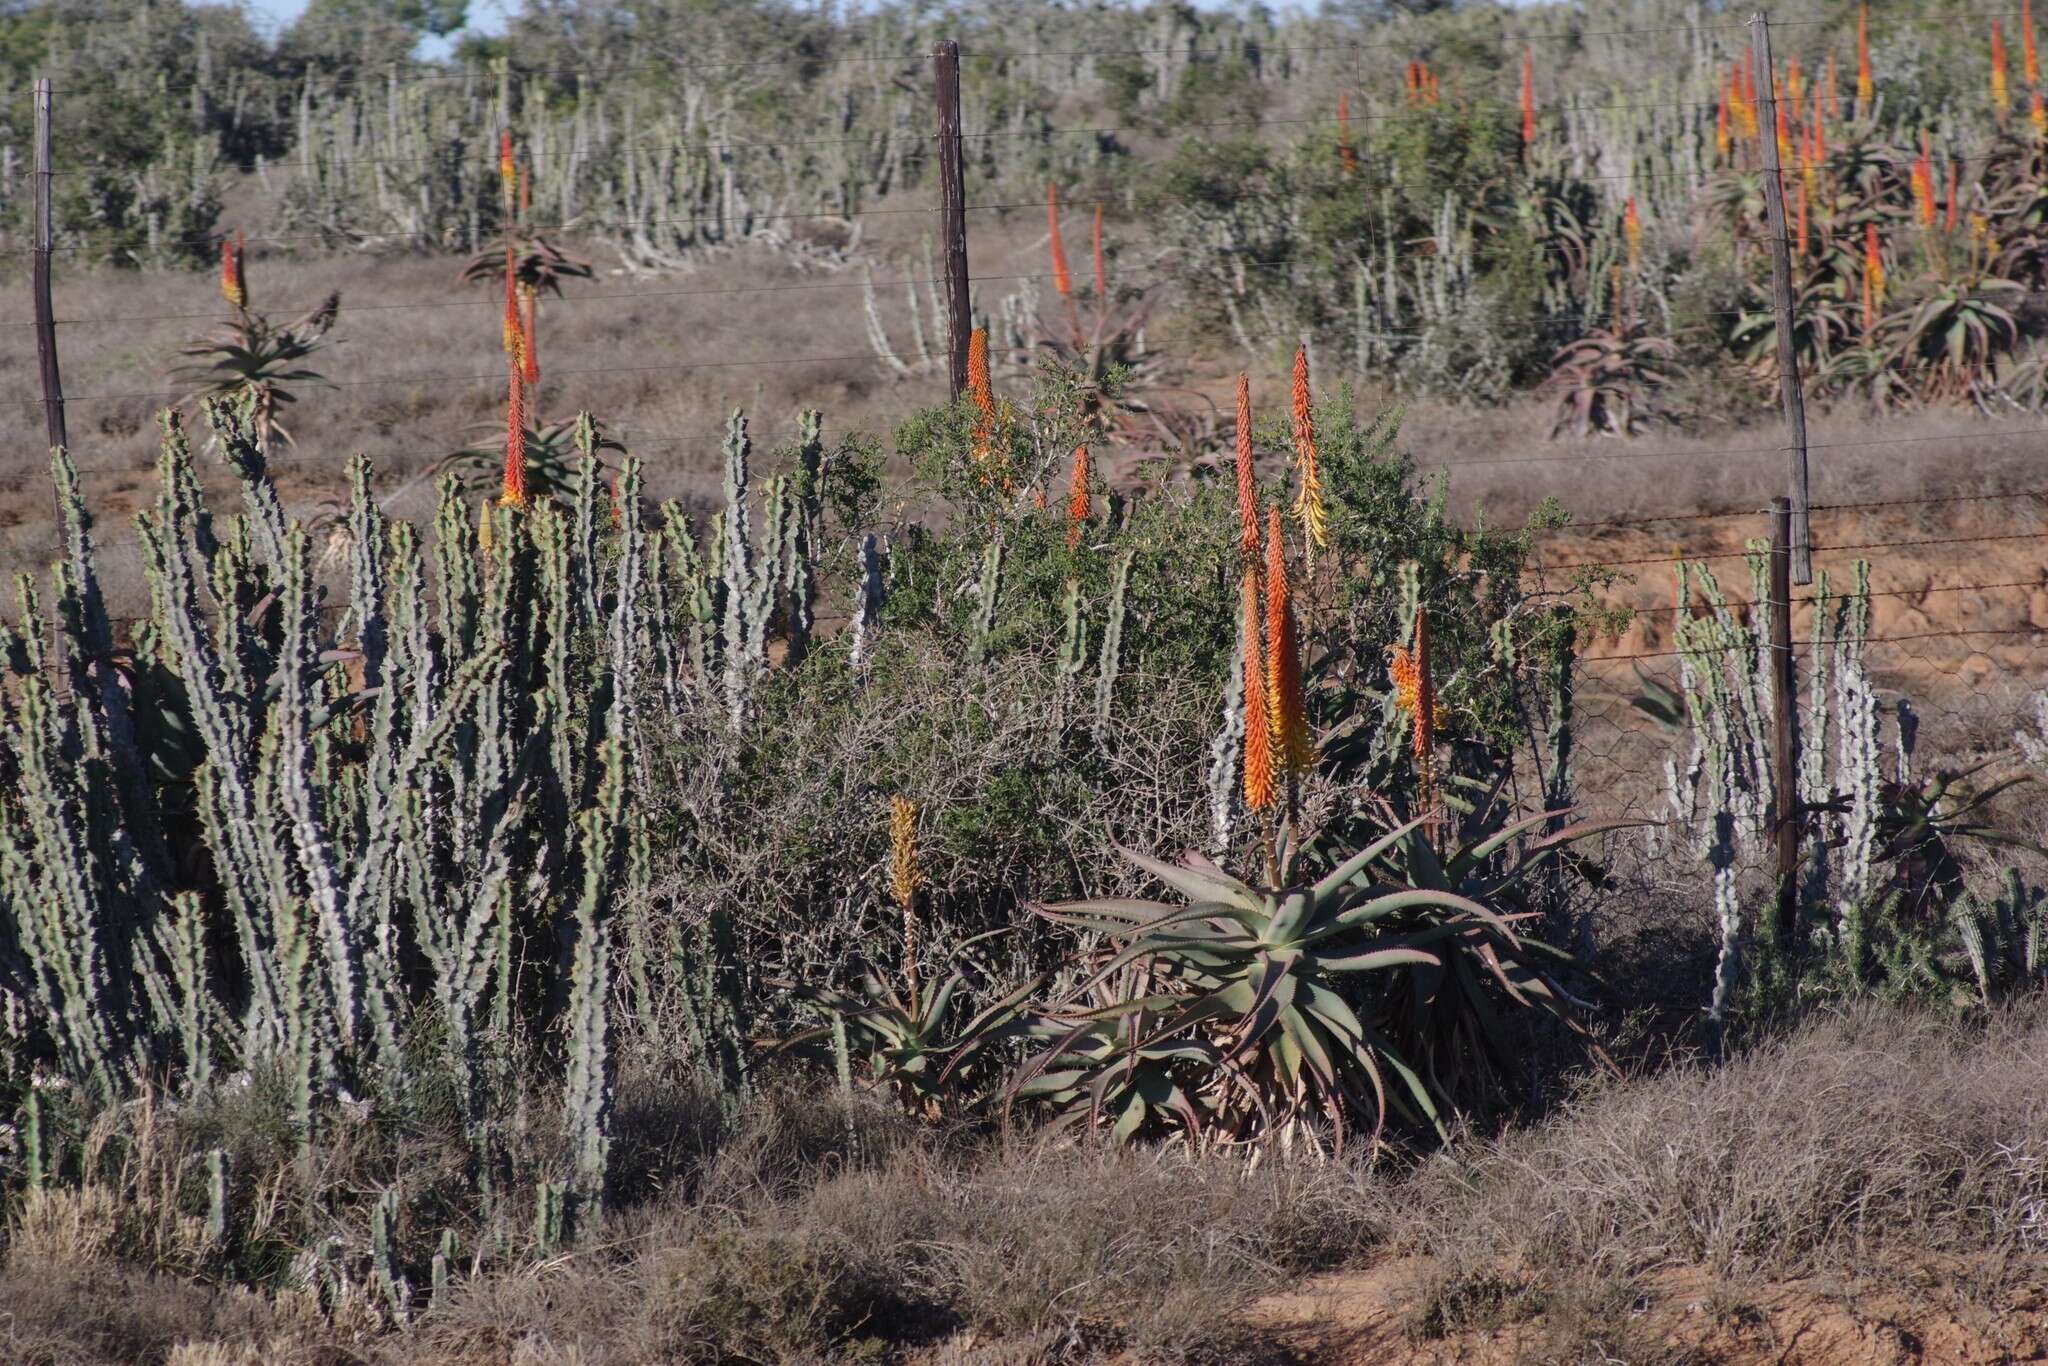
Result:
[1002, 810, 1622, 1150]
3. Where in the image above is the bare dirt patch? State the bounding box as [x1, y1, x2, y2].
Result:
[1247, 1255, 2048, 1364]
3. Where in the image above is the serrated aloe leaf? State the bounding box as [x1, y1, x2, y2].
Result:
[1115, 845, 1259, 909]
[1318, 944, 1441, 973]
[1312, 815, 1432, 902]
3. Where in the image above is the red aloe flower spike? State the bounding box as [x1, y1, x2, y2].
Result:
[1047, 182, 1072, 299]
[1065, 445, 1090, 549]
[1857, 5, 1875, 112]
[1234, 373, 1259, 564]
[1520, 48, 1537, 146]
[1241, 573, 1274, 813]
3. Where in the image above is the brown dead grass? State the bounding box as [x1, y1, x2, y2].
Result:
[7, 1002, 2044, 1364]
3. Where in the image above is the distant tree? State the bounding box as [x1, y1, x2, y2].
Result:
[283, 0, 468, 72]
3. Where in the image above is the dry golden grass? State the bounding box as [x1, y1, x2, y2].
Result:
[3, 1002, 2042, 1364]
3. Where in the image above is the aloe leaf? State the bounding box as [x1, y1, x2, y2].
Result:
[1115, 845, 1258, 908]
[1311, 816, 1432, 901]
[1318, 944, 1441, 973]
[1217, 951, 1299, 1069]
[1317, 887, 1519, 939]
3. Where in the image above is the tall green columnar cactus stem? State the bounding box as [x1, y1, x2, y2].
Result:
[718, 410, 759, 729]
[1204, 607, 1247, 857]
[434, 474, 482, 663]
[370, 1187, 409, 1321]
[641, 522, 681, 716]
[848, 533, 883, 672]
[1093, 548, 1134, 737]
[206, 392, 291, 575]
[1799, 570, 1836, 913]
[276, 528, 360, 1050]
[2, 602, 119, 1090]
[571, 419, 604, 632]
[138, 416, 289, 1059]
[345, 456, 388, 702]
[564, 736, 624, 1210]
[970, 539, 1005, 664]
[533, 502, 576, 823]
[1057, 578, 1087, 682]
[783, 409, 826, 664]
[50, 445, 171, 907]
[661, 499, 717, 700]
[1706, 809, 1741, 1038]
[168, 894, 212, 1087]
[1836, 561, 1881, 922]
[608, 458, 647, 755]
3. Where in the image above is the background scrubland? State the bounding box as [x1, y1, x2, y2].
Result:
[3, 0, 2048, 1361]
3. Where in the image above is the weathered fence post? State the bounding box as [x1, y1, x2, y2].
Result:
[32, 75, 66, 453]
[932, 40, 971, 400]
[1769, 496, 1801, 939]
[1750, 13, 1812, 585]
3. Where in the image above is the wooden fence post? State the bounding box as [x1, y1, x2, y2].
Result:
[32, 75, 66, 454]
[1750, 13, 1812, 585]
[1769, 497, 1801, 939]
[932, 40, 971, 401]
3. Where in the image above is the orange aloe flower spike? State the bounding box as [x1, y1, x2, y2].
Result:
[501, 368, 528, 509]
[1995, 20, 2013, 121]
[1913, 134, 1937, 227]
[1289, 346, 1328, 560]
[1520, 48, 1537, 146]
[1047, 182, 1072, 299]
[1410, 605, 1436, 785]
[1065, 445, 1090, 549]
[220, 232, 246, 312]
[2028, 0, 2042, 87]
[966, 327, 995, 463]
[1242, 574, 1274, 812]
[498, 128, 517, 212]
[1264, 506, 1312, 777]
[1235, 373, 1259, 564]
[503, 240, 521, 358]
[1857, 5, 1875, 112]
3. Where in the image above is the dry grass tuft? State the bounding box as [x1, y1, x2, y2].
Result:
[1401, 1002, 2048, 1290]
[4, 1003, 2045, 1362]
